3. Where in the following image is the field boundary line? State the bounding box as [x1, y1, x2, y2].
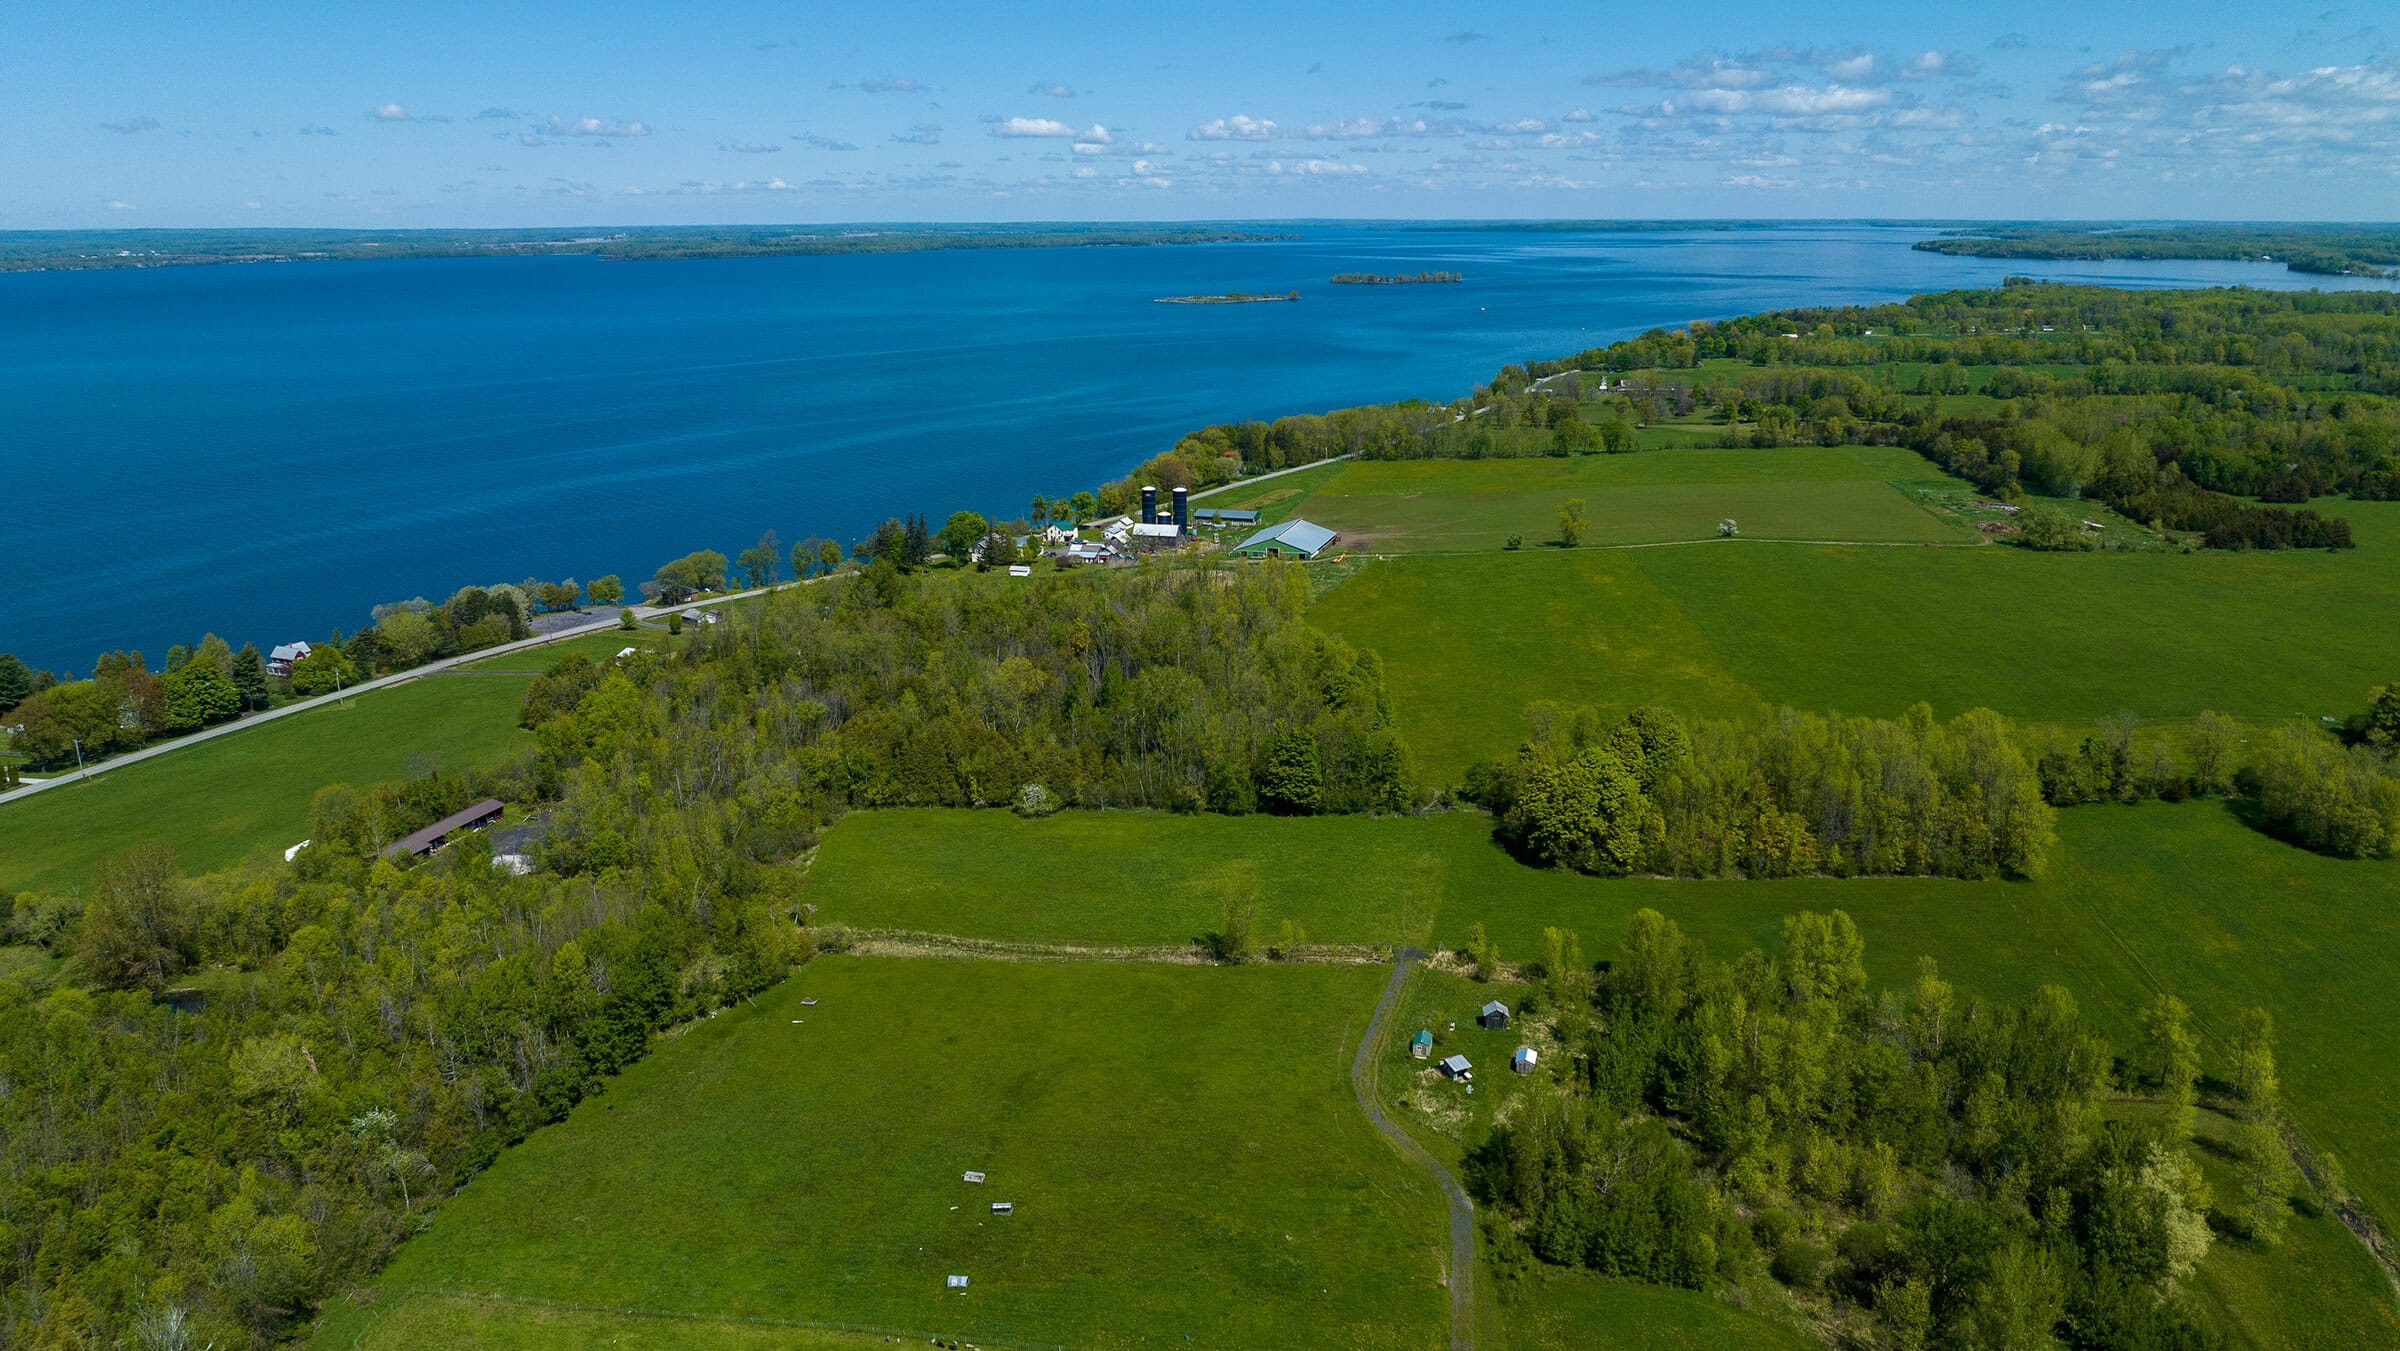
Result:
[354, 1286, 1083, 1351]
[840, 927, 1390, 966]
[1351, 947, 1476, 1351]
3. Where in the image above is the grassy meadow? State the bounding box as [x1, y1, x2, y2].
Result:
[341, 956, 1449, 1350]
[0, 673, 540, 897]
[1312, 500, 2400, 780]
[1286, 446, 1969, 552]
[802, 808, 1445, 948]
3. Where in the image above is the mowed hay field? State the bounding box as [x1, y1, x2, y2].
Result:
[338, 957, 1450, 1351]
[0, 673, 540, 897]
[803, 808, 1445, 948]
[1312, 497, 2400, 780]
[1290, 446, 1969, 552]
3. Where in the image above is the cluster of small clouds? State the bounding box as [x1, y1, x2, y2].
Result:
[77, 42, 2400, 212]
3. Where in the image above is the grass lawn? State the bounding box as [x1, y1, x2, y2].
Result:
[1285, 447, 1969, 553]
[454, 626, 665, 671]
[803, 808, 1444, 948]
[1316, 502, 2400, 780]
[342, 957, 1448, 1351]
[0, 673, 538, 897]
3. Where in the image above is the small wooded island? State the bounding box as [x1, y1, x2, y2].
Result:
[1154, 290, 1302, 304]
[1330, 270, 1463, 284]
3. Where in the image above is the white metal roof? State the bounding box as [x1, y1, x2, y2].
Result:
[1233, 518, 1336, 556]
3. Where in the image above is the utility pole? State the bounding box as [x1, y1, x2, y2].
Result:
[71, 737, 89, 782]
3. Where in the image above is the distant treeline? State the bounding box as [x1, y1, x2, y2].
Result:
[1330, 270, 1461, 284]
[0, 225, 1299, 272]
[1913, 224, 2400, 279]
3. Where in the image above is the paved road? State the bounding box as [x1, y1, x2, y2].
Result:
[0, 586, 779, 809]
[1351, 946, 1476, 1351]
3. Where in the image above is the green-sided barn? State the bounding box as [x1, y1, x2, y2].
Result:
[1230, 518, 1336, 560]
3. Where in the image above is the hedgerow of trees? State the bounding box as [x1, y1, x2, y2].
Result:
[1465, 703, 2058, 880]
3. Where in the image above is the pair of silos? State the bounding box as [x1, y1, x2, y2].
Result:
[1139, 484, 1188, 530]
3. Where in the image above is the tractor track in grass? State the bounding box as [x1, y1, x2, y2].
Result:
[1352, 946, 1476, 1351]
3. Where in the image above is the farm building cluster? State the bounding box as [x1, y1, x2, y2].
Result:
[976, 482, 1338, 570]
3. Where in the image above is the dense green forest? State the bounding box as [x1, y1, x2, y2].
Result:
[0, 225, 1295, 272]
[1086, 286, 2400, 552]
[1474, 907, 2292, 1350]
[1913, 224, 2400, 279]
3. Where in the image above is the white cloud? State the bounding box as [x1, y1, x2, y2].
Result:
[1492, 117, 1546, 133]
[545, 115, 650, 138]
[98, 116, 159, 134]
[990, 116, 1079, 137]
[800, 134, 857, 151]
[1666, 85, 1892, 117]
[300, 124, 340, 137]
[1187, 114, 1281, 140]
[106, 200, 135, 210]
[1030, 81, 1076, 98]
[1537, 130, 1603, 148]
[371, 103, 414, 122]
[471, 107, 524, 121]
[721, 140, 783, 154]
[858, 76, 928, 94]
[1070, 165, 1097, 177]
[1560, 107, 1595, 122]
[892, 123, 942, 145]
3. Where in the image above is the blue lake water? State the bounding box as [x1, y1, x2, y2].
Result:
[5, 222, 2395, 672]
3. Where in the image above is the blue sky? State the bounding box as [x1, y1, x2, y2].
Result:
[7, 0, 2397, 226]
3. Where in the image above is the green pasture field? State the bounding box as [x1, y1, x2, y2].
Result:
[1499, 1274, 1819, 1351]
[1314, 501, 2400, 780]
[317, 1291, 935, 1349]
[454, 626, 665, 671]
[340, 957, 1449, 1351]
[800, 802, 2400, 1314]
[1284, 446, 1969, 552]
[0, 673, 538, 897]
[802, 808, 1443, 948]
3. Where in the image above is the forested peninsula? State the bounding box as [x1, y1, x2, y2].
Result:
[0, 225, 1298, 272]
[1913, 224, 2400, 280]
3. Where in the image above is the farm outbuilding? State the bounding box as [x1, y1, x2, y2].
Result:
[1438, 1054, 1472, 1081]
[1479, 1000, 1510, 1030]
[1409, 1029, 1433, 1060]
[379, 799, 505, 861]
[1230, 518, 1336, 560]
[1513, 1048, 1537, 1075]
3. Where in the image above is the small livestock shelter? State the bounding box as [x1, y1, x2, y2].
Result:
[1513, 1047, 1538, 1075]
[1438, 1054, 1473, 1082]
[1479, 1000, 1510, 1031]
[1230, 518, 1336, 560]
[1409, 1029, 1434, 1060]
